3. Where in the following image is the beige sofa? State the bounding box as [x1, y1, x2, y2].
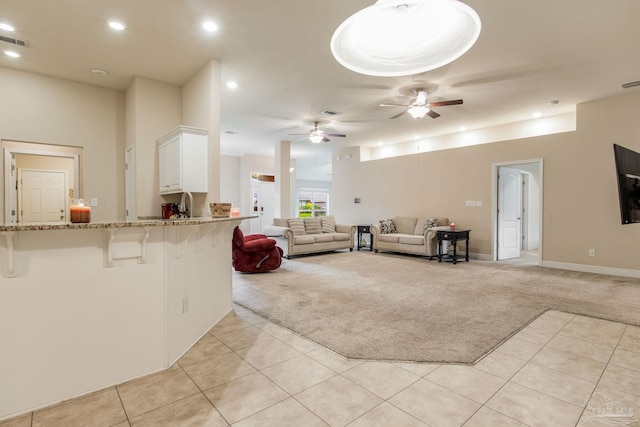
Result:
[371, 216, 450, 258]
[273, 216, 356, 258]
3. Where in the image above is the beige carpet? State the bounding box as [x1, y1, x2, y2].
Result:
[233, 251, 640, 363]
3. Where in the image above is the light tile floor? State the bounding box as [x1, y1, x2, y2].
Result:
[2, 307, 639, 427]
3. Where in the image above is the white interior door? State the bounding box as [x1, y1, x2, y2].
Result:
[259, 181, 275, 231]
[19, 169, 67, 223]
[498, 167, 522, 260]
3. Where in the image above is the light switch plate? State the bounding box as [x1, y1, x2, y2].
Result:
[90, 198, 98, 207]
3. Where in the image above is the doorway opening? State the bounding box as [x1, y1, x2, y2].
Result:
[3, 140, 82, 224]
[492, 160, 543, 266]
[250, 173, 275, 234]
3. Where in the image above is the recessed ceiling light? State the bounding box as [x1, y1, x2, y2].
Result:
[202, 21, 218, 32]
[91, 69, 108, 76]
[4, 50, 20, 58]
[226, 81, 238, 89]
[0, 22, 16, 32]
[107, 20, 127, 31]
[459, 126, 467, 132]
[532, 112, 542, 118]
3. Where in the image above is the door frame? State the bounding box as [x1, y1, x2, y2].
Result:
[3, 140, 82, 224]
[491, 159, 544, 265]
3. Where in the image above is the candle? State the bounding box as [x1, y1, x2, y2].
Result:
[70, 200, 91, 223]
[230, 207, 241, 217]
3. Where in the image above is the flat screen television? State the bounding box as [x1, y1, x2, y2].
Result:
[613, 144, 640, 224]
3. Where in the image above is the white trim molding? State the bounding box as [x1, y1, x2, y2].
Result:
[542, 260, 640, 279]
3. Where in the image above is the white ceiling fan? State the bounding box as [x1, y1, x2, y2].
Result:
[289, 121, 347, 143]
[380, 89, 463, 119]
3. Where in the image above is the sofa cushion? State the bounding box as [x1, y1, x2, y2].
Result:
[314, 234, 334, 243]
[333, 233, 350, 241]
[414, 218, 428, 235]
[304, 218, 323, 234]
[378, 234, 400, 243]
[399, 235, 425, 245]
[394, 216, 418, 234]
[321, 216, 336, 233]
[294, 235, 315, 245]
[379, 219, 396, 234]
[288, 218, 306, 235]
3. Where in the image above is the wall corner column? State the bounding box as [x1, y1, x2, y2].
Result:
[275, 140, 291, 218]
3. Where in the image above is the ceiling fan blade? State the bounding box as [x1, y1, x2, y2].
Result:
[427, 110, 441, 119]
[325, 133, 346, 138]
[323, 137, 330, 142]
[429, 99, 463, 107]
[390, 111, 407, 119]
[379, 103, 407, 107]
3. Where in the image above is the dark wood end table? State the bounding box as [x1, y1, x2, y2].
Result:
[436, 229, 471, 264]
[357, 225, 373, 251]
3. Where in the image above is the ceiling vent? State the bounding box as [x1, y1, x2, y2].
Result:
[0, 35, 29, 47]
[621, 80, 640, 89]
[321, 110, 342, 116]
[224, 130, 238, 135]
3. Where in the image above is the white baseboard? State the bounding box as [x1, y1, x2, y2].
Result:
[470, 252, 493, 261]
[542, 260, 640, 279]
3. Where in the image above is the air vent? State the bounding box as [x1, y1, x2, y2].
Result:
[224, 130, 238, 135]
[0, 35, 29, 47]
[321, 110, 342, 116]
[621, 80, 640, 89]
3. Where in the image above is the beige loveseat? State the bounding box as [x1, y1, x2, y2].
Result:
[273, 216, 356, 258]
[371, 216, 450, 258]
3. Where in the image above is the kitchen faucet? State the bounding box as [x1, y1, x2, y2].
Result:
[179, 191, 193, 218]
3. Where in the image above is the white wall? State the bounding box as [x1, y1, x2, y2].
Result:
[220, 155, 241, 210]
[0, 67, 125, 222]
[331, 92, 640, 274]
[126, 77, 181, 219]
[182, 59, 222, 216]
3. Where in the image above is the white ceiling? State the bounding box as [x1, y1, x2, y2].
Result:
[2, 1, 640, 181]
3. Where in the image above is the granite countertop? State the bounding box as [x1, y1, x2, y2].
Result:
[0, 216, 256, 232]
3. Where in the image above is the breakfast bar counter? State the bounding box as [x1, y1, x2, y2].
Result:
[0, 216, 252, 420]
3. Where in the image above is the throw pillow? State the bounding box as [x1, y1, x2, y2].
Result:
[288, 218, 306, 235]
[304, 218, 323, 234]
[321, 216, 336, 233]
[423, 217, 439, 233]
[379, 219, 396, 234]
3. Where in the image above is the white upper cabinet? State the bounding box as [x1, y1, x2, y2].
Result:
[157, 126, 208, 195]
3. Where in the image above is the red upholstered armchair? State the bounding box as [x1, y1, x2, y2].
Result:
[232, 226, 283, 273]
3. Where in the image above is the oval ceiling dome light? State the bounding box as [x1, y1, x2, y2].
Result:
[331, 0, 481, 77]
[107, 20, 127, 31]
[0, 22, 16, 32]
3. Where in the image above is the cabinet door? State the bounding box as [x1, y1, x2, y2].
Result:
[159, 137, 182, 194]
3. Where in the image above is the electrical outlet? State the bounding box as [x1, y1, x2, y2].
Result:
[90, 198, 98, 207]
[589, 249, 596, 257]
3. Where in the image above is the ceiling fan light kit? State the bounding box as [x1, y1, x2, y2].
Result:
[407, 104, 429, 118]
[330, 0, 481, 77]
